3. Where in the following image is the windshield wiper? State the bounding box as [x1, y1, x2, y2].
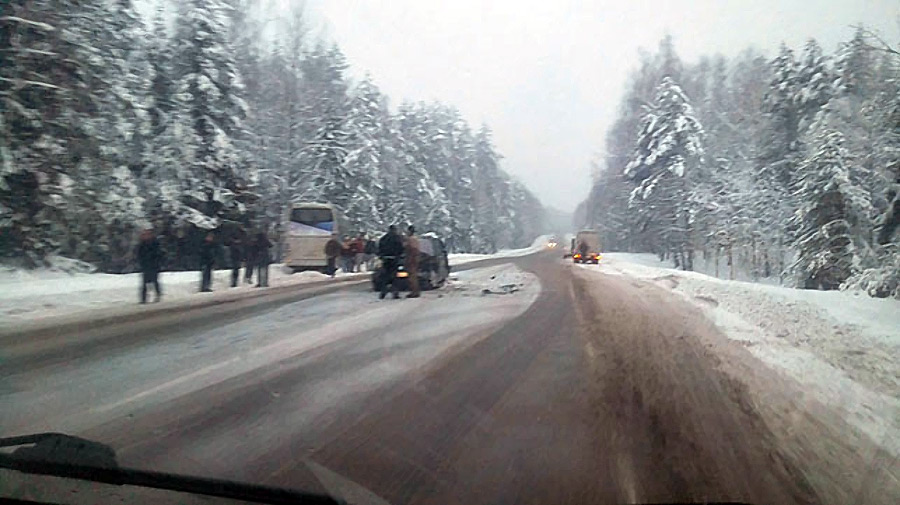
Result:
[0, 433, 341, 505]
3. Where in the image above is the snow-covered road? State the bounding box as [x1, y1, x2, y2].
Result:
[578, 253, 899, 461]
[2, 264, 540, 438]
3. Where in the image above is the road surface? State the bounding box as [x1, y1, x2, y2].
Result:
[3, 252, 886, 504]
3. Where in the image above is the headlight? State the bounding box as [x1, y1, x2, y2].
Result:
[396, 271, 409, 278]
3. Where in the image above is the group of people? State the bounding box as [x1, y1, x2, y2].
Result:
[222, 231, 273, 290]
[135, 223, 424, 305]
[135, 228, 274, 304]
[324, 234, 378, 275]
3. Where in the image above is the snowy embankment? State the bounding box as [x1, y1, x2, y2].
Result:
[0, 264, 367, 330]
[448, 235, 551, 266]
[582, 253, 900, 457]
[0, 236, 549, 331]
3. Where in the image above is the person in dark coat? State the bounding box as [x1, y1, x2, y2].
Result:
[377, 225, 404, 299]
[136, 228, 164, 304]
[199, 232, 217, 292]
[364, 236, 378, 271]
[228, 233, 244, 288]
[253, 232, 273, 288]
[244, 237, 256, 285]
[324, 234, 341, 278]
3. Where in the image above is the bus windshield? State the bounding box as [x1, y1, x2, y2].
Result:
[290, 208, 334, 234]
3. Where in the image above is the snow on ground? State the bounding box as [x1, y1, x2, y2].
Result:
[0, 264, 368, 328]
[448, 235, 552, 266]
[582, 252, 900, 456]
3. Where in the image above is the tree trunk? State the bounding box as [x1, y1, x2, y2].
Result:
[727, 243, 735, 281]
[714, 247, 720, 278]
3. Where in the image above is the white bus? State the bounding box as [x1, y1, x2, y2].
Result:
[283, 203, 347, 272]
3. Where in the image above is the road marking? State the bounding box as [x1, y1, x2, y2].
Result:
[91, 357, 242, 414]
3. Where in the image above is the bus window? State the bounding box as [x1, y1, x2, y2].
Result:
[290, 208, 334, 233]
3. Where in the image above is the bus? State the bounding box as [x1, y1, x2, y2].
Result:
[283, 203, 347, 272]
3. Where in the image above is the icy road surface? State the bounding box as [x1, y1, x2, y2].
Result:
[2, 264, 538, 436]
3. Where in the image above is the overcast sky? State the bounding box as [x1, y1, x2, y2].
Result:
[291, 0, 897, 211]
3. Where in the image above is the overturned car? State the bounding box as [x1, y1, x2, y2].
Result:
[372, 233, 451, 293]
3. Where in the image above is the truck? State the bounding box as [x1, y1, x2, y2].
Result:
[572, 230, 601, 264]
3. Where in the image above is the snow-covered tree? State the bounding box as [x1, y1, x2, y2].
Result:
[624, 76, 705, 268]
[342, 77, 387, 230]
[2, 0, 545, 270]
[790, 130, 871, 289]
[794, 39, 833, 129]
[162, 0, 252, 230]
[293, 44, 352, 207]
[760, 44, 801, 189]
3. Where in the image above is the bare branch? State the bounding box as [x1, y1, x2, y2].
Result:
[0, 16, 55, 31]
[855, 25, 900, 57]
[0, 76, 66, 91]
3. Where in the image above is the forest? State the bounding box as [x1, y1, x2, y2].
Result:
[0, 0, 545, 273]
[576, 30, 899, 297]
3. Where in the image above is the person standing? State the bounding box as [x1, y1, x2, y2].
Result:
[364, 235, 378, 271]
[340, 236, 354, 273]
[244, 234, 256, 285]
[325, 234, 341, 277]
[136, 228, 164, 304]
[404, 225, 421, 298]
[199, 232, 217, 292]
[227, 232, 244, 288]
[351, 233, 366, 272]
[253, 231, 273, 288]
[377, 225, 404, 299]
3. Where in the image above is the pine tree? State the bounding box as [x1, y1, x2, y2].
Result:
[472, 126, 505, 252]
[293, 44, 352, 208]
[794, 39, 833, 129]
[624, 76, 704, 268]
[760, 44, 801, 189]
[342, 77, 387, 231]
[791, 130, 871, 289]
[833, 27, 875, 102]
[164, 0, 251, 230]
[390, 103, 452, 236]
[1, 1, 107, 265]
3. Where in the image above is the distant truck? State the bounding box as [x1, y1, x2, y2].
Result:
[572, 230, 601, 264]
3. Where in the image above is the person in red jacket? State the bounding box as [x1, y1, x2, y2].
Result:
[350, 234, 366, 272]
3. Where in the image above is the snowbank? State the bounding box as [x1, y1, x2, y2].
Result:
[583, 252, 900, 457]
[0, 265, 368, 328]
[448, 235, 551, 266]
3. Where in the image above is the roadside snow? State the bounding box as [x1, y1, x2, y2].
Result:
[449, 235, 551, 266]
[583, 252, 900, 457]
[0, 264, 368, 328]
